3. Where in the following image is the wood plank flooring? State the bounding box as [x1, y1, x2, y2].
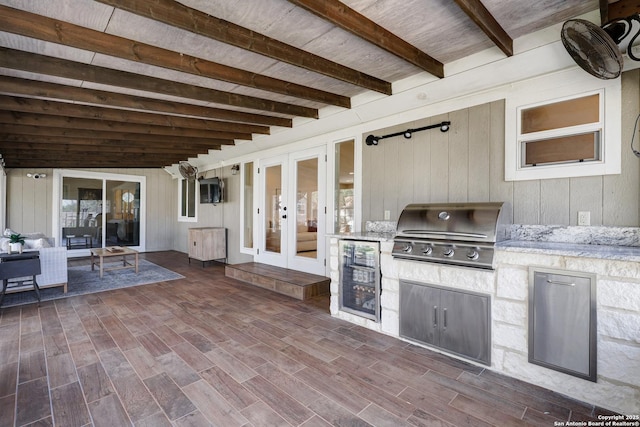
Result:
[0, 251, 616, 427]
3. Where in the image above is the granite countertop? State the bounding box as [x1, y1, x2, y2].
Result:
[497, 240, 640, 262]
[331, 223, 640, 262]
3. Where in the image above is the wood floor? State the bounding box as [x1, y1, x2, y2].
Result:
[0, 251, 614, 427]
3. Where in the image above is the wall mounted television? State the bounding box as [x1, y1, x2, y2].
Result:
[200, 177, 224, 204]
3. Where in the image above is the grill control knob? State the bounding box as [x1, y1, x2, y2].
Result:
[402, 244, 412, 253]
[443, 248, 454, 257]
[422, 246, 433, 255]
[467, 249, 480, 260]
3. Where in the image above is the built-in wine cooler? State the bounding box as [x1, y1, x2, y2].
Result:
[339, 240, 380, 322]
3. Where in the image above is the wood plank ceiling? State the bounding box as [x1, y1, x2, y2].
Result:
[0, 0, 611, 169]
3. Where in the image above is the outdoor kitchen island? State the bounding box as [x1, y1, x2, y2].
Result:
[328, 224, 640, 415]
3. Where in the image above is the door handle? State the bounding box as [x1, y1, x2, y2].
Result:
[443, 308, 447, 329]
[433, 305, 438, 327]
[547, 279, 575, 286]
[282, 215, 287, 219]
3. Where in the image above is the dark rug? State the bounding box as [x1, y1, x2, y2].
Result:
[0, 259, 184, 308]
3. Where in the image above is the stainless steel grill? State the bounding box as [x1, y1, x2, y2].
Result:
[392, 202, 509, 269]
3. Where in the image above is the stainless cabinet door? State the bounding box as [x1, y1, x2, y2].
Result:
[439, 289, 491, 365]
[399, 281, 440, 346]
[530, 270, 595, 380]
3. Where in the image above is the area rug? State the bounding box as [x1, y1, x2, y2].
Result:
[0, 259, 184, 308]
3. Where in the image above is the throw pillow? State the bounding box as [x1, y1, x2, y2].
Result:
[24, 238, 52, 249]
[0, 237, 9, 252]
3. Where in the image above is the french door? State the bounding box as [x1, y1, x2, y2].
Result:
[257, 147, 326, 275]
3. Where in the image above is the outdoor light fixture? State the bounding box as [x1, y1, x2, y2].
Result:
[365, 121, 451, 146]
[230, 164, 240, 175]
[26, 173, 47, 179]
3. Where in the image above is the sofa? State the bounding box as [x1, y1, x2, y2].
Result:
[0, 231, 68, 293]
[265, 224, 317, 254]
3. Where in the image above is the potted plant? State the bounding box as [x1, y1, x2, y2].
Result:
[8, 233, 25, 254]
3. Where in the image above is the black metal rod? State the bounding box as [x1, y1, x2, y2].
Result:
[365, 121, 451, 146]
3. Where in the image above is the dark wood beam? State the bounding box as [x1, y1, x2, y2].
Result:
[0, 125, 234, 145]
[4, 152, 188, 169]
[2, 149, 189, 161]
[0, 111, 252, 140]
[94, 0, 392, 95]
[606, 0, 640, 22]
[0, 5, 350, 109]
[0, 143, 215, 157]
[0, 48, 318, 119]
[0, 133, 224, 153]
[453, 0, 513, 57]
[288, 0, 444, 78]
[0, 76, 292, 128]
[6, 159, 168, 168]
[0, 95, 270, 135]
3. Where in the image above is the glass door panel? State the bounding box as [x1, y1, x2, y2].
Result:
[242, 162, 254, 250]
[257, 156, 288, 268]
[335, 139, 354, 233]
[295, 158, 318, 258]
[264, 164, 282, 254]
[105, 180, 141, 246]
[288, 146, 326, 275]
[61, 177, 102, 250]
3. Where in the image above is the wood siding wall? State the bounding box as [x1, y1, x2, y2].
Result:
[5, 168, 175, 251]
[362, 70, 640, 228]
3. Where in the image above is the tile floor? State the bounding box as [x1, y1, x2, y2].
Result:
[0, 251, 616, 426]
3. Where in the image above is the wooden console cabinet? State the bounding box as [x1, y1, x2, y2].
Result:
[188, 227, 227, 266]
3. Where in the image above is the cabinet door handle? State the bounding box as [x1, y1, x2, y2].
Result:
[433, 306, 438, 327]
[547, 279, 575, 286]
[443, 308, 447, 329]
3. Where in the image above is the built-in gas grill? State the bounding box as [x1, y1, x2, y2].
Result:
[392, 202, 509, 269]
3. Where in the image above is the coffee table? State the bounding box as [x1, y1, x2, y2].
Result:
[90, 247, 139, 279]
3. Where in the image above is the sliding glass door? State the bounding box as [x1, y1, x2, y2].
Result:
[55, 170, 145, 255]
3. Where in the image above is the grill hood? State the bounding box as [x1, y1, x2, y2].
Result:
[395, 202, 509, 243]
[393, 202, 510, 269]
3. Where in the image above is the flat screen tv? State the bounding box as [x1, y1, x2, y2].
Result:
[200, 177, 224, 204]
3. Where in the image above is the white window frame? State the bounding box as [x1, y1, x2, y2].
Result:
[505, 70, 621, 181]
[178, 177, 198, 222]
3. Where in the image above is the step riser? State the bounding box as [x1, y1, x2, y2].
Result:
[225, 264, 329, 300]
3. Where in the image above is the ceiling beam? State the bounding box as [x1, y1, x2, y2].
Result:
[0, 125, 234, 145]
[0, 111, 252, 141]
[0, 142, 216, 156]
[2, 151, 188, 168]
[0, 48, 319, 119]
[287, 0, 444, 78]
[453, 0, 513, 57]
[0, 76, 292, 128]
[0, 95, 270, 135]
[6, 160, 168, 168]
[0, 134, 224, 150]
[94, 0, 392, 95]
[0, 5, 350, 109]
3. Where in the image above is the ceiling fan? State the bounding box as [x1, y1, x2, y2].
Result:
[561, 14, 640, 79]
[178, 161, 198, 181]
